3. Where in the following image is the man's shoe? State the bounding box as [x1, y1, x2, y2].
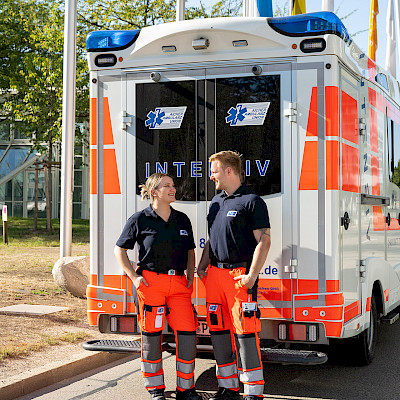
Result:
[149, 388, 166, 400]
[243, 396, 264, 400]
[209, 387, 242, 400]
[176, 388, 202, 400]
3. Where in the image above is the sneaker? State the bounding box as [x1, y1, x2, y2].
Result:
[209, 387, 242, 400]
[176, 388, 202, 400]
[149, 388, 166, 400]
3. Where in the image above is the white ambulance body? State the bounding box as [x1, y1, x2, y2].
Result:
[85, 12, 400, 365]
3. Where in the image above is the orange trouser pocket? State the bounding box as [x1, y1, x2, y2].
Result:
[240, 302, 261, 333]
[206, 303, 224, 330]
[142, 304, 166, 332]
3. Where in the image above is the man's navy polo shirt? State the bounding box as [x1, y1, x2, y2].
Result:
[116, 206, 195, 273]
[207, 184, 270, 264]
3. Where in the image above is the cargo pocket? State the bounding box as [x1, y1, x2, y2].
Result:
[240, 302, 261, 333]
[206, 303, 224, 330]
[142, 304, 166, 332]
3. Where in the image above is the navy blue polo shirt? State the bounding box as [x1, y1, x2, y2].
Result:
[116, 206, 195, 273]
[207, 184, 270, 264]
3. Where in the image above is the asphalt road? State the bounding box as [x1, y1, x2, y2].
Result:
[17, 321, 400, 400]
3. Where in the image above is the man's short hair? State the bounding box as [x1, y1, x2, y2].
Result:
[209, 151, 243, 180]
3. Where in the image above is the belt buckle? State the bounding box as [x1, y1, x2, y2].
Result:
[167, 269, 176, 276]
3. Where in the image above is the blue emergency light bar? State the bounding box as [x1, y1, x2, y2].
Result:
[86, 30, 140, 52]
[268, 12, 350, 43]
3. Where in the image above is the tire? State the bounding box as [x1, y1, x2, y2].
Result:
[352, 295, 378, 366]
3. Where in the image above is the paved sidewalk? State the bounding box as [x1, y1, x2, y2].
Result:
[0, 337, 139, 400]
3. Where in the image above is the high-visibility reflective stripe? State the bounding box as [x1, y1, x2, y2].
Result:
[90, 98, 97, 146]
[341, 91, 359, 145]
[369, 108, 379, 153]
[238, 368, 264, 382]
[366, 297, 372, 312]
[216, 363, 237, 378]
[342, 143, 360, 193]
[141, 361, 162, 374]
[90, 149, 97, 195]
[177, 376, 194, 390]
[143, 374, 165, 389]
[299, 141, 318, 190]
[325, 86, 339, 137]
[326, 140, 339, 190]
[216, 376, 239, 389]
[177, 361, 194, 374]
[244, 383, 264, 396]
[344, 300, 361, 322]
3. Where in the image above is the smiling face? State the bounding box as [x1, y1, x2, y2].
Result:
[210, 160, 229, 191]
[153, 176, 176, 204]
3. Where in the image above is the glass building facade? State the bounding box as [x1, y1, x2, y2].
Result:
[0, 120, 89, 219]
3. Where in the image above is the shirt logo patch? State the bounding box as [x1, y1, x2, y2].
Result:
[208, 304, 218, 312]
[157, 306, 165, 315]
[180, 230, 188, 236]
[227, 211, 237, 217]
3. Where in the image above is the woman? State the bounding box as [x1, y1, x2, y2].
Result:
[114, 173, 200, 400]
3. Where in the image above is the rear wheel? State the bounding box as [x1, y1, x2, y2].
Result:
[353, 295, 377, 366]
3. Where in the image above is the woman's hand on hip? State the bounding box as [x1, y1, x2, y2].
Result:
[133, 275, 148, 289]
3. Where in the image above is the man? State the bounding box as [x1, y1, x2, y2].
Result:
[197, 151, 271, 400]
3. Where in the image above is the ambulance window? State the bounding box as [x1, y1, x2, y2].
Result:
[215, 75, 281, 196]
[136, 81, 199, 201]
[388, 120, 400, 188]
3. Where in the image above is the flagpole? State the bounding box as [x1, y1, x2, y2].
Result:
[60, 0, 77, 258]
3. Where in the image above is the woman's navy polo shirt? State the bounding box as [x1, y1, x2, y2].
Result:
[207, 184, 270, 264]
[116, 206, 195, 273]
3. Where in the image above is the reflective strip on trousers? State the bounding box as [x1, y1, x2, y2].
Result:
[235, 333, 264, 396]
[243, 383, 265, 396]
[238, 368, 264, 382]
[143, 373, 165, 389]
[142, 359, 162, 374]
[216, 362, 239, 389]
[216, 363, 237, 379]
[141, 331, 164, 391]
[176, 361, 194, 390]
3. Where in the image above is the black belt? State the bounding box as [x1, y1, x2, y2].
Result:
[137, 267, 185, 276]
[213, 262, 249, 270]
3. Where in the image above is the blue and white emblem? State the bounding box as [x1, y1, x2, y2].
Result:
[180, 230, 188, 236]
[145, 106, 187, 129]
[227, 210, 237, 217]
[209, 304, 218, 312]
[226, 102, 270, 126]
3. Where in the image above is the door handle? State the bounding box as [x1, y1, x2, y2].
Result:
[341, 212, 350, 230]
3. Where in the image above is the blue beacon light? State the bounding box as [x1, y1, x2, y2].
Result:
[86, 30, 140, 52]
[268, 12, 350, 43]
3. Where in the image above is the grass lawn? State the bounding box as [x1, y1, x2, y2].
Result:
[0, 217, 89, 247]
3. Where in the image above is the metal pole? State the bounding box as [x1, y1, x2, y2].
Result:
[176, 0, 185, 21]
[60, 0, 77, 257]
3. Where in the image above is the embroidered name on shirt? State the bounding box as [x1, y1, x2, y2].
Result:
[180, 230, 188, 236]
[227, 211, 237, 217]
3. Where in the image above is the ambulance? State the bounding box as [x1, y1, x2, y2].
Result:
[84, 11, 400, 366]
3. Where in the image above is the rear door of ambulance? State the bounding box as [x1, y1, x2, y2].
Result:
[124, 62, 294, 333]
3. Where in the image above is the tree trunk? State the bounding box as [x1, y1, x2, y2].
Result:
[34, 162, 38, 230]
[45, 161, 52, 231]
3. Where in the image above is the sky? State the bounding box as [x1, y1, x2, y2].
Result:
[192, 0, 396, 77]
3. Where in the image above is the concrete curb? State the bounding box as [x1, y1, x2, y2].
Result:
[0, 350, 133, 400]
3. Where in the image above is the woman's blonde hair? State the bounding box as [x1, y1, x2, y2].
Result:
[139, 172, 171, 203]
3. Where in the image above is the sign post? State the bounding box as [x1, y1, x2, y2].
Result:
[2, 205, 8, 245]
